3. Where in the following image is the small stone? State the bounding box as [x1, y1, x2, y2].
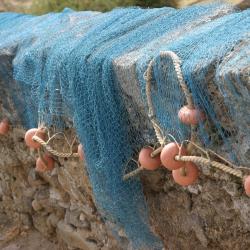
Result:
[2, 243, 20, 250]
[32, 199, 42, 211]
[47, 213, 60, 228]
[20, 231, 28, 237]
[27, 169, 45, 187]
[20, 213, 32, 227]
[22, 225, 30, 231]
[57, 220, 98, 250]
[187, 185, 200, 195]
[58, 201, 70, 209]
[79, 213, 85, 221]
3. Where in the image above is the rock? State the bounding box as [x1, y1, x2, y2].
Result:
[32, 200, 43, 212]
[19, 213, 32, 228]
[39, 172, 60, 188]
[2, 243, 20, 250]
[32, 214, 55, 238]
[27, 169, 46, 187]
[79, 213, 85, 221]
[57, 220, 98, 250]
[46, 213, 61, 228]
[49, 187, 69, 204]
[65, 209, 91, 230]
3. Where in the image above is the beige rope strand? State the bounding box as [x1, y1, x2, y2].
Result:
[160, 51, 194, 109]
[145, 59, 165, 146]
[150, 146, 164, 158]
[123, 166, 144, 181]
[33, 135, 79, 158]
[175, 155, 243, 178]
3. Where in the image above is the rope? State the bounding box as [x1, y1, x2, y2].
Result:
[160, 51, 194, 108]
[175, 155, 243, 178]
[33, 135, 79, 158]
[145, 59, 166, 146]
[123, 166, 143, 181]
[150, 146, 164, 158]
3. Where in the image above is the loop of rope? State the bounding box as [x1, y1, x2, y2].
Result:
[33, 135, 79, 158]
[160, 51, 197, 146]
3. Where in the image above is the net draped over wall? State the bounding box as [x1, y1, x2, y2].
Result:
[0, 3, 249, 249]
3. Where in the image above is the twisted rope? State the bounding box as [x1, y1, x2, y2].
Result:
[33, 135, 79, 158]
[175, 155, 243, 178]
[146, 59, 166, 146]
[123, 166, 144, 181]
[160, 51, 194, 108]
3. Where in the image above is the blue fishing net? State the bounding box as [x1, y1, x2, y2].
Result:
[0, 2, 249, 249]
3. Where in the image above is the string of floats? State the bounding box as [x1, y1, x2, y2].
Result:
[0, 51, 249, 195]
[123, 51, 250, 195]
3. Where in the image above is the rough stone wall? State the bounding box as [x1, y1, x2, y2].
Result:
[0, 125, 124, 250]
[142, 168, 250, 250]
[1, 114, 250, 250]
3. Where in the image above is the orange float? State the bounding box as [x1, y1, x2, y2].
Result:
[138, 147, 161, 170]
[172, 162, 199, 186]
[243, 175, 250, 196]
[25, 128, 46, 149]
[0, 118, 9, 135]
[160, 142, 187, 170]
[178, 105, 205, 125]
[78, 144, 85, 161]
[36, 155, 55, 172]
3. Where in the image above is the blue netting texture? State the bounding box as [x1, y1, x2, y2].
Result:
[0, 3, 249, 249]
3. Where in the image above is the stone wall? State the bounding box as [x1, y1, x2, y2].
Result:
[1, 109, 250, 250]
[0, 125, 124, 250]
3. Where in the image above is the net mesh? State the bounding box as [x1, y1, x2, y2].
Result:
[0, 3, 249, 249]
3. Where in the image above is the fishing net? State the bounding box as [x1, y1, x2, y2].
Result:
[0, 2, 249, 249]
